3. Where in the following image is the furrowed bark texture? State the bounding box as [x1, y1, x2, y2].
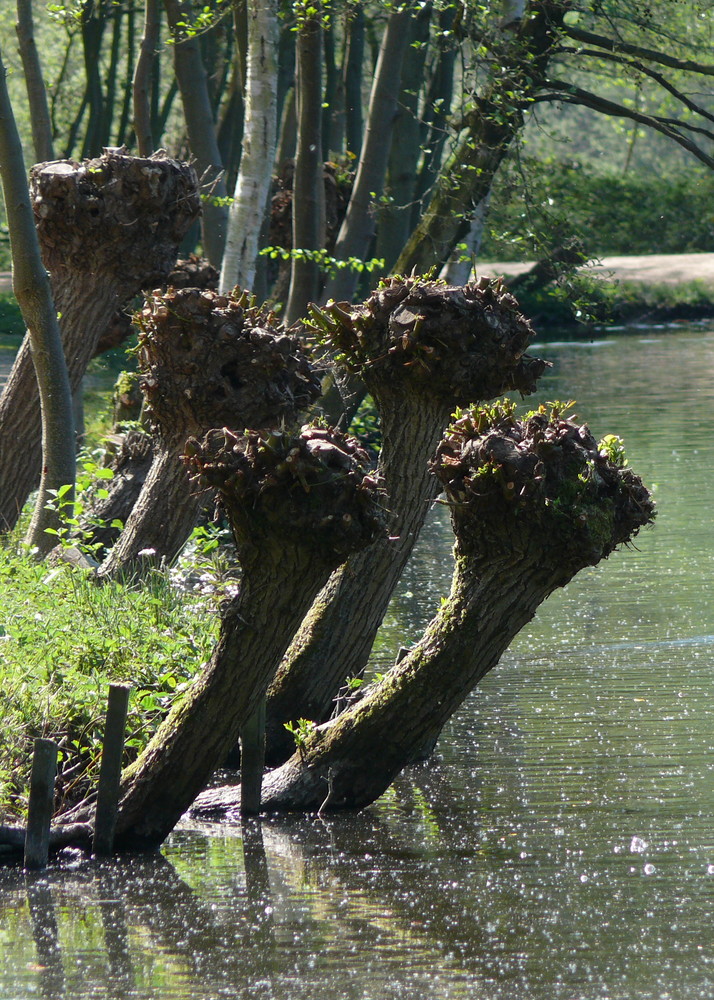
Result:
[194, 406, 655, 816]
[0, 151, 200, 533]
[82, 425, 386, 849]
[99, 287, 320, 579]
[264, 390, 448, 763]
[264, 276, 546, 763]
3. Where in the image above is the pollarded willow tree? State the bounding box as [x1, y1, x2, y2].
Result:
[98, 286, 321, 579]
[0, 150, 200, 533]
[65, 421, 387, 849]
[263, 274, 546, 763]
[193, 401, 655, 816]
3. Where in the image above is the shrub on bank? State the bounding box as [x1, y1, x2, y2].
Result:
[482, 160, 714, 261]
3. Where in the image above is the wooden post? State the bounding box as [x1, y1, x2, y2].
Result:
[24, 738, 58, 870]
[93, 683, 132, 856]
[240, 698, 266, 816]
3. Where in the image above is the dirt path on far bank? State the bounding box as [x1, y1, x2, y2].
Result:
[3, 253, 714, 295]
[479, 252, 714, 287]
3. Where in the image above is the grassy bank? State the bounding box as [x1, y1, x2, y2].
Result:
[0, 531, 233, 821]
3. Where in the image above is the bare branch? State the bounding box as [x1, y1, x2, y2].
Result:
[534, 82, 714, 169]
[558, 45, 714, 128]
[562, 24, 714, 77]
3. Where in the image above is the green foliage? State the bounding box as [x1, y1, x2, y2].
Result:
[598, 433, 627, 468]
[483, 158, 714, 261]
[348, 394, 381, 454]
[260, 246, 385, 278]
[42, 459, 119, 554]
[0, 539, 219, 818]
[284, 717, 316, 757]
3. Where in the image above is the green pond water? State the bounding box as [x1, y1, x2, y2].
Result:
[1, 323, 714, 999]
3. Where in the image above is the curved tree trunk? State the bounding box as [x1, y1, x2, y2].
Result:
[263, 277, 544, 763]
[194, 404, 655, 816]
[98, 443, 197, 577]
[264, 390, 448, 762]
[0, 44, 74, 552]
[62, 424, 386, 849]
[0, 151, 200, 534]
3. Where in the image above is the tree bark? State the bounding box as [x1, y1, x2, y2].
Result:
[133, 0, 160, 156]
[0, 44, 74, 552]
[98, 443, 198, 577]
[0, 151, 200, 534]
[164, 0, 229, 266]
[342, 3, 365, 158]
[284, 12, 325, 325]
[98, 286, 321, 580]
[410, 5, 456, 231]
[321, 6, 412, 305]
[15, 0, 55, 162]
[220, 0, 279, 294]
[194, 404, 655, 816]
[396, 0, 571, 276]
[63, 424, 386, 849]
[263, 277, 545, 763]
[375, 2, 432, 273]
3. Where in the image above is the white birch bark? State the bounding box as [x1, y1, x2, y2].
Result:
[219, 0, 279, 294]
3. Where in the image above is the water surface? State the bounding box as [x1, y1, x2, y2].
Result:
[1, 324, 713, 999]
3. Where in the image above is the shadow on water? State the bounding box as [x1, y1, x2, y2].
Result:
[2, 324, 714, 998]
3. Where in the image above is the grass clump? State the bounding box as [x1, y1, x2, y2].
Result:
[0, 538, 221, 820]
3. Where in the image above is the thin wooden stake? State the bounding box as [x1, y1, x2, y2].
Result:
[93, 683, 132, 856]
[24, 738, 58, 870]
[240, 698, 266, 816]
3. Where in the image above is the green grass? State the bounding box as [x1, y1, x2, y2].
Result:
[0, 536, 221, 821]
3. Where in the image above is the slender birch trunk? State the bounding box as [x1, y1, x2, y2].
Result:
[219, 0, 279, 294]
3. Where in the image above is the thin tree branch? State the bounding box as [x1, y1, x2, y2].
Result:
[535, 82, 714, 169]
[559, 45, 714, 128]
[562, 24, 714, 77]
